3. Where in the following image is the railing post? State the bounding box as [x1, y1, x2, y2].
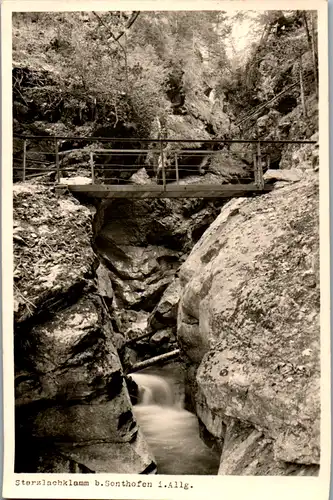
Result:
[22, 139, 27, 181]
[90, 152, 95, 184]
[266, 154, 271, 170]
[253, 153, 258, 185]
[175, 152, 179, 185]
[160, 140, 166, 190]
[55, 138, 60, 182]
[257, 141, 264, 189]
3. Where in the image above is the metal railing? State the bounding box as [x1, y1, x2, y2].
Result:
[13, 135, 317, 190]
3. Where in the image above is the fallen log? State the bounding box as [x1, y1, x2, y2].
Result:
[129, 349, 180, 373]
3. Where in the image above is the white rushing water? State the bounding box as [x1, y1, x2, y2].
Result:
[131, 369, 220, 475]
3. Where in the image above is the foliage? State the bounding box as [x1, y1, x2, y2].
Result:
[13, 10, 233, 137]
[13, 9, 318, 144]
[218, 10, 318, 124]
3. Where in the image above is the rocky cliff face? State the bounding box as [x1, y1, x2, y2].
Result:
[91, 195, 223, 366]
[177, 172, 320, 475]
[14, 182, 155, 473]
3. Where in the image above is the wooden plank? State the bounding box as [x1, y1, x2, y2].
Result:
[165, 184, 256, 192]
[69, 183, 257, 193]
[67, 183, 273, 199]
[69, 184, 164, 192]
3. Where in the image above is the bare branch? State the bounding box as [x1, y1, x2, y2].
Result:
[114, 11, 140, 41]
[92, 11, 128, 91]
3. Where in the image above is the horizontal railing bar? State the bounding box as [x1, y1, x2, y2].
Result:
[94, 166, 224, 171]
[24, 151, 57, 155]
[100, 179, 132, 183]
[13, 167, 85, 172]
[24, 172, 55, 178]
[94, 149, 154, 153]
[13, 167, 56, 171]
[94, 150, 271, 156]
[58, 149, 87, 156]
[95, 166, 142, 170]
[24, 160, 55, 164]
[94, 167, 134, 170]
[14, 161, 54, 165]
[13, 135, 317, 144]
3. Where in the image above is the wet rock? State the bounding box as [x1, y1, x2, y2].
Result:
[122, 347, 138, 370]
[123, 310, 149, 342]
[29, 397, 137, 443]
[15, 294, 153, 473]
[178, 176, 320, 472]
[149, 279, 180, 331]
[110, 272, 173, 312]
[97, 235, 181, 311]
[57, 430, 155, 474]
[150, 329, 174, 345]
[217, 420, 319, 476]
[96, 262, 113, 309]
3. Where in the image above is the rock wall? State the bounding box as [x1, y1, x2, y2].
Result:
[92, 195, 222, 368]
[177, 173, 320, 475]
[14, 182, 155, 473]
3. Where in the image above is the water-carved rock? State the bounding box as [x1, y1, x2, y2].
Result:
[177, 175, 320, 473]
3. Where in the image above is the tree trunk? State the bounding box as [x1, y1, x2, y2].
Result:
[299, 55, 307, 118]
[129, 349, 180, 373]
[310, 12, 318, 98]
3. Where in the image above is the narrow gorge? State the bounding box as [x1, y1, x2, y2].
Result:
[12, 10, 320, 477]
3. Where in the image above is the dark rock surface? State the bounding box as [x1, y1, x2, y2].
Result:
[14, 182, 155, 473]
[148, 279, 180, 331]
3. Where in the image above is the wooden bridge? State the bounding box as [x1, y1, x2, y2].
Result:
[14, 136, 316, 199]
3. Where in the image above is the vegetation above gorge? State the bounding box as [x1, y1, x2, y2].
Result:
[13, 10, 318, 143]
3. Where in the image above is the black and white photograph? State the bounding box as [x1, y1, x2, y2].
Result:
[1, 1, 330, 499]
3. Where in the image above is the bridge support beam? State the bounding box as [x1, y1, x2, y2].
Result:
[66, 183, 274, 199]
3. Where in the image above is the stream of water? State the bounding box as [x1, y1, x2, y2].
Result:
[130, 365, 220, 475]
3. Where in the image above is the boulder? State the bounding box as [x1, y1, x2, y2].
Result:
[149, 279, 181, 331]
[217, 420, 319, 476]
[96, 234, 181, 311]
[130, 168, 152, 185]
[96, 262, 113, 308]
[150, 329, 174, 345]
[15, 295, 155, 473]
[263, 168, 304, 183]
[109, 272, 173, 312]
[177, 175, 320, 472]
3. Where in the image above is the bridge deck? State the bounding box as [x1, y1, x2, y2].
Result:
[66, 183, 274, 199]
